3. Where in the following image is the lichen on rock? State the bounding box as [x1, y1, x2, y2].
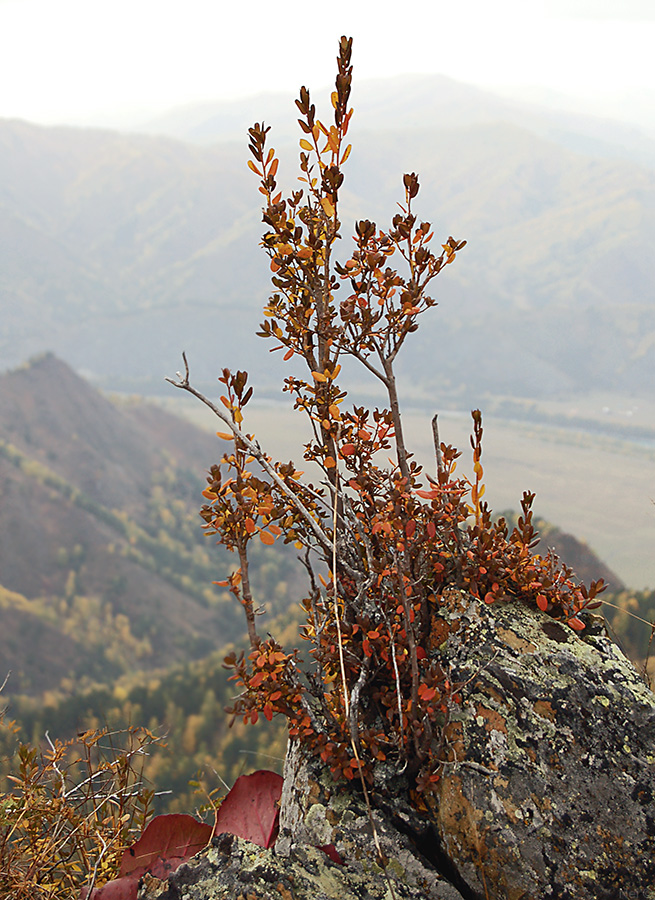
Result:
[138, 594, 655, 900]
[427, 592, 655, 900]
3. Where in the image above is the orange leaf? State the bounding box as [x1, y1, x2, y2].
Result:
[247, 159, 262, 176]
[320, 197, 335, 217]
[260, 531, 275, 545]
[536, 594, 548, 612]
[245, 518, 256, 535]
[324, 456, 336, 469]
[418, 684, 437, 702]
[216, 431, 233, 441]
[283, 348, 294, 361]
[340, 443, 356, 456]
[568, 616, 586, 632]
[299, 138, 313, 151]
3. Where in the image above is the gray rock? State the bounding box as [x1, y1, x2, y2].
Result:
[427, 590, 655, 900]
[138, 593, 655, 900]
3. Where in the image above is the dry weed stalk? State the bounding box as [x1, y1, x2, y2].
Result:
[0, 716, 162, 899]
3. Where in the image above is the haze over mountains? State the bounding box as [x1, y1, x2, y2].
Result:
[2, 73, 655, 406]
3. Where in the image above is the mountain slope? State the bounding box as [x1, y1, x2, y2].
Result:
[0, 355, 298, 695]
[1, 96, 655, 401]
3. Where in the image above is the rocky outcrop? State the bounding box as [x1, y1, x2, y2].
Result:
[427, 589, 655, 899]
[138, 594, 655, 900]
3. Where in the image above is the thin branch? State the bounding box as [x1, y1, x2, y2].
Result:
[387, 626, 406, 765]
[431, 414, 444, 480]
[166, 353, 332, 555]
[237, 540, 260, 649]
[331, 444, 350, 719]
[348, 655, 371, 749]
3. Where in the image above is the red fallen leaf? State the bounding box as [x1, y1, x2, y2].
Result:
[81, 814, 211, 900]
[213, 770, 283, 849]
[121, 814, 212, 879]
[568, 616, 586, 632]
[319, 844, 344, 865]
[80, 875, 139, 900]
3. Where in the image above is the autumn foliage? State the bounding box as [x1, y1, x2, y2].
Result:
[0, 723, 160, 899]
[169, 36, 606, 793]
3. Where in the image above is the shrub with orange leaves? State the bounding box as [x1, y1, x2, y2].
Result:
[168, 36, 605, 793]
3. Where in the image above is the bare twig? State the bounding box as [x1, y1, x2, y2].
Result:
[166, 353, 332, 555]
[237, 539, 260, 649]
[431, 414, 444, 480]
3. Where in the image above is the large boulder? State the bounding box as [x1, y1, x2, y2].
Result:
[138, 593, 655, 900]
[426, 588, 655, 900]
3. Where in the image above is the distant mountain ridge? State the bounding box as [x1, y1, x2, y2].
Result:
[1, 73, 655, 404]
[141, 74, 655, 169]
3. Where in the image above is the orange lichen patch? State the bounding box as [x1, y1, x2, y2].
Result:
[533, 700, 557, 722]
[496, 625, 538, 655]
[473, 678, 505, 705]
[436, 775, 483, 851]
[307, 779, 322, 805]
[443, 720, 466, 762]
[427, 614, 451, 651]
[440, 586, 470, 615]
[435, 776, 521, 900]
[500, 795, 521, 822]
[325, 808, 340, 826]
[475, 705, 508, 734]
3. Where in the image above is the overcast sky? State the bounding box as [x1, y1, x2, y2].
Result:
[1, 0, 654, 126]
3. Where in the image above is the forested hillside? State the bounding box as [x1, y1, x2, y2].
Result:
[0, 354, 301, 695]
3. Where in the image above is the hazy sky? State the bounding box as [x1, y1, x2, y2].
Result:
[1, 0, 654, 126]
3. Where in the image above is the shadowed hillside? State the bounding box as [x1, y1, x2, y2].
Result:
[0, 354, 300, 695]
